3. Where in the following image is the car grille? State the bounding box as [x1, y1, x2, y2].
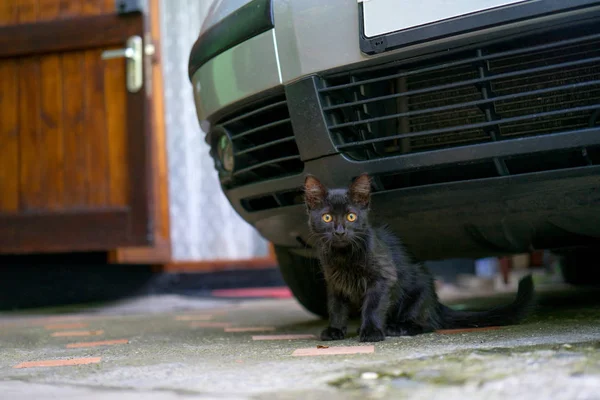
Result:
[319, 24, 600, 163]
[371, 146, 600, 192]
[239, 144, 600, 212]
[241, 188, 305, 212]
[212, 94, 303, 189]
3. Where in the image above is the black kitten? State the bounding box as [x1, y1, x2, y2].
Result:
[304, 173, 535, 343]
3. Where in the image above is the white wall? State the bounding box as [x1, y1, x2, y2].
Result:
[159, 0, 269, 261]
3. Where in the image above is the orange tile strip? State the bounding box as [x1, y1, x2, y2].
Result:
[51, 330, 104, 337]
[224, 326, 276, 333]
[252, 334, 317, 341]
[13, 357, 102, 369]
[189, 322, 232, 328]
[292, 345, 375, 356]
[174, 315, 213, 321]
[66, 339, 129, 349]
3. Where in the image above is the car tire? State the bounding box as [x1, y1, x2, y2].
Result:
[559, 248, 600, 286]
[274, 246, 328, 318]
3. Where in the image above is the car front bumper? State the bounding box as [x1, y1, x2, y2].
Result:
[190, 0, 600, 120]
[189, 0, 600, 260]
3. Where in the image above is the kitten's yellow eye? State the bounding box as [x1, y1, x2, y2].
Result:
[322, 214, 332, 223]
[346, 212, 357, 222]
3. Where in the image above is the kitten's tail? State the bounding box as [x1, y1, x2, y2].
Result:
[438, 275, 535, 329]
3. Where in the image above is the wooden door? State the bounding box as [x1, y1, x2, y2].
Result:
[0, 0, 157, 254]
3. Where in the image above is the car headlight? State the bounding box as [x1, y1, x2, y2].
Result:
[217, 133, 235, 173]
[211, 125, 236, 175]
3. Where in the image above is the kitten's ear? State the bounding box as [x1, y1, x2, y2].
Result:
[349, 173, 372, 207]
[304, 175, 327, 209]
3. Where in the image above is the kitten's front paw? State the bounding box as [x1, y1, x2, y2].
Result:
[359, 325, 385, 342]
[320, 327, 346, 341]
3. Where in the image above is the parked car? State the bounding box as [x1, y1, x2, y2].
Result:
[189, 0, 600, 315]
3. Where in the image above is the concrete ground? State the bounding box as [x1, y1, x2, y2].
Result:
[0, 280, 599, 400]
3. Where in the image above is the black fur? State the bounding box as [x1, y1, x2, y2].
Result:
[304, 174, 535, 343]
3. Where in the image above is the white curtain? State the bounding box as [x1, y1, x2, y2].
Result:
[160, 0, 269, 260]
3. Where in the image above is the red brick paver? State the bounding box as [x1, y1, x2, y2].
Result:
[224, 326, 276, 333]
[252, 334, 317, 341]
[174, 315, 213, 321]
[292, 345, 375, 356]
[66, 339, 129, 349]
[51, 330, 104, 337]
[189, 322, 232, 328]
[13, 357, 102, 369]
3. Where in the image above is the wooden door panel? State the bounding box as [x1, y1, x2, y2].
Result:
[0, 61, 19, 213]
[86, 48, 113, 207]
[5, 49, 130, 211]
[0, 0, 153, 253]
[39, 0, 65, 211]
[105, 52, 130, 207]
[18, 55, 44, 211]
[0, 2, 17, 214]
[111, 0, 171, 264]
[3, 49, 129, 211]
[62, 48, 87, 207]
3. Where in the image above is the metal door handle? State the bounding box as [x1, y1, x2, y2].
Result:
[101, 35, 143, 93]
[101, 47, 136, 60]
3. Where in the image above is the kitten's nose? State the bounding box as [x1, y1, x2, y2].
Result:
[334, 226, 345, 236]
